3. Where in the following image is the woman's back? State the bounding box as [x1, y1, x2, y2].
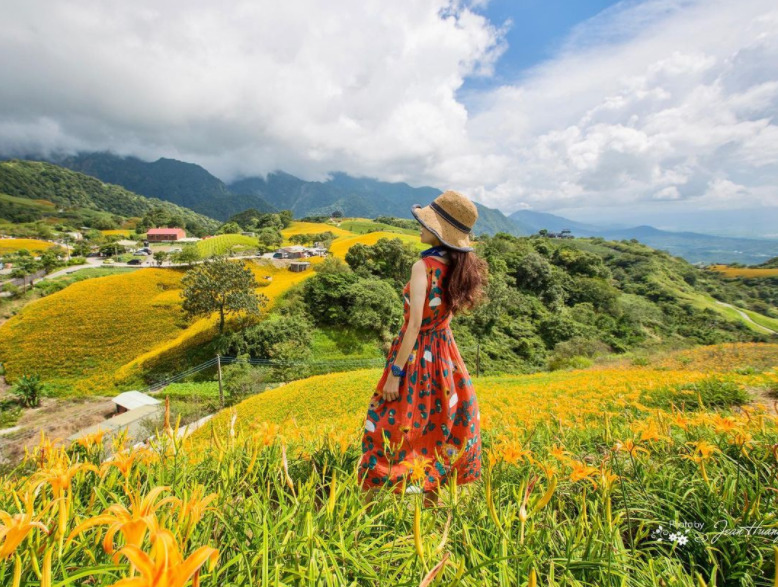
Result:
[401, 256, 452, 333]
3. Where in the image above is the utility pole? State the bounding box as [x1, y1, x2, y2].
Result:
[217, 354, 224, 408]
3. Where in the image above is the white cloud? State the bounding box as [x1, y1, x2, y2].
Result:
[0, 0, 504, 181]
[460, 0, 778, 214]
[0, 0, 776, 219]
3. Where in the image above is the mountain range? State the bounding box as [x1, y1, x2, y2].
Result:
[11, 151, 778, 265]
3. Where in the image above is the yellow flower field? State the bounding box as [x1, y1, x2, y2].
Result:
[328, 231, 427, 259]
[280, 221, 353, 239]
[708, 264, 778, 278]
[0, 269, 187, 394]
[0, 238, 62, 254]
[100, 229, 133, 237]
[186, 342, 778, 453]
[2, 342, 778, 584]
[114, 260, 322, 385]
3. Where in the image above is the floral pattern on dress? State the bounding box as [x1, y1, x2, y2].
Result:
[358, 256, 482, 493]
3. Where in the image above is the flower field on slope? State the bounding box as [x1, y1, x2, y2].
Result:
[111, 259, 323, 386]
[280, 222, 354, 239]
[0, 269, 187, 395]
[0, 239, 61, 254]
[0, 220, 430, 394]
[99, 230, 133, 237]
[1, 342, 777, 585]
[196, 234, 259, 257]
[708, 265, 778, 278]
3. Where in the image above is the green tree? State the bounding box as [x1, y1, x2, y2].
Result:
[217, 221, 242, 235]
[180, 256, 267, 334]
[9, 252, 40, 292]
[153, 251, 169, 267]
[39, 249, 63, 273]
[257, 227, 283, 254]
[174, 244, 201, 267]
[221, 359, 268, 402]
[99, 242, 125, 257]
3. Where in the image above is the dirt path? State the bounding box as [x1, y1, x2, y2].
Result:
[714, 300, 778, 334]
[0, 396, 116, 467]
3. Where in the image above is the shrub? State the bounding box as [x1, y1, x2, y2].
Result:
[11, 373, 46, 408]
[548, 355, 593, 371]
[222, 360, 269, 402]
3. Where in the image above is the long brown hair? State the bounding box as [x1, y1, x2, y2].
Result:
[443, 247, 489, 315]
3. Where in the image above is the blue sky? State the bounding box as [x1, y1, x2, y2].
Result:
[464, 0, 624, 90]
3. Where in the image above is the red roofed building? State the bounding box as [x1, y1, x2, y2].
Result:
[147, 228, 186, 242]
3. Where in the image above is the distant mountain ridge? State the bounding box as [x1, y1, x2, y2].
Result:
[15, 151, 778, 265]
[54, 152, 277, 220]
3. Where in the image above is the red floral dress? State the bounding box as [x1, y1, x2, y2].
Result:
[358, 256, 482, 493]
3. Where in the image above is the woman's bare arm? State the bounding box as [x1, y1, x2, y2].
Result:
[391, 259, 428, 369]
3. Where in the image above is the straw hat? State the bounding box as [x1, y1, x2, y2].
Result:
[411, 190, 478, 252]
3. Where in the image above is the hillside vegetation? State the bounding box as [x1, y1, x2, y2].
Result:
[1, 219, 776, 396]
[0, 160, 220, 235]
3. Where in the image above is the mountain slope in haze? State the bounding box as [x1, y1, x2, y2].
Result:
[0, 160, 220, 234]
[510, 210, 778, 266]
[56, 152, 276, 220]
[509, 209, 613, 234]
[230, 171, 520, 237]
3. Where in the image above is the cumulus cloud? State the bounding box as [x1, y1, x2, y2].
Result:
[0, 0, 504, 181]
[0, 0, 776, 219]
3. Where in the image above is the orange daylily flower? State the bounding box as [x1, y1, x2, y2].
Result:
[108, 527, 219, 587]
[67, 486, 177, 555]
[612, 439, 650, 457]
[568, 460, 599, 487]
[400, 455, 433, 484]
[0, 491, 51, 559]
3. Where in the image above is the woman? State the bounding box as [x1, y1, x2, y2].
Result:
[358, 190, 489, 508]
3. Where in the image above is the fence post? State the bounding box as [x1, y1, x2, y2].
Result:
[217, 354, 224, 408]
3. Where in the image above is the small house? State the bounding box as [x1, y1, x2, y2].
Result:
[289, 261, 311, 272]
[112, 391, 161, 415]
[147, 228, 186, 242]
[282, 245, 306, 259]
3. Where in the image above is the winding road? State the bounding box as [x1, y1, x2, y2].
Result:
[713, 300, 778, 334]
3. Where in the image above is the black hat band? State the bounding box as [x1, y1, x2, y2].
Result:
[430, 201, 472, 234]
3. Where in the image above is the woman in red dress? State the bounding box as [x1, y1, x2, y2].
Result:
[359, 190, 489, 508]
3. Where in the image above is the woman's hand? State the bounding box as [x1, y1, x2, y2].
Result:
[382, 374, 401, 402]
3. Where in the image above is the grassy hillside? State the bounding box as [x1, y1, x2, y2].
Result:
[196, 234, 259, 256]
[0, 160, 220, 235]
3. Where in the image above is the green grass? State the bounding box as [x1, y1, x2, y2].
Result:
[741, 307, 778, 333]
[0, 192, 57, 211]
[310, 326, 385, 361]
[50, 267, 137, 284]
[196, 234, 258, 257]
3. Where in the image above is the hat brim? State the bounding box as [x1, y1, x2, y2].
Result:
[411, 204, 474, 252]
